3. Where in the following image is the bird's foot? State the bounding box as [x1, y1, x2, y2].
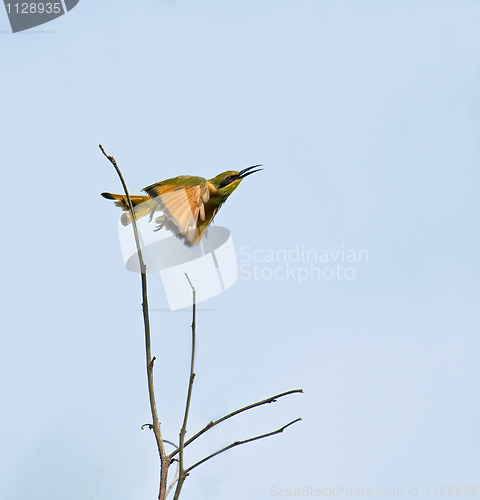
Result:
[148, 202, 159, 222]
[154, 214, 166, 232]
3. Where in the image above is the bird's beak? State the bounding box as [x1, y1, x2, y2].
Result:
[239, 164, 263, 179]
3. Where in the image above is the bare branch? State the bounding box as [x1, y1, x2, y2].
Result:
[168, 389, 303, 460]
[101, 145, 303, 498]
[172, 274, 197, 500]
[99, 145, 169, 500]
[185, 418, 302, 473]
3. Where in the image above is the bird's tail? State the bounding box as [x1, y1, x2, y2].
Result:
[101, 192, 155, 226]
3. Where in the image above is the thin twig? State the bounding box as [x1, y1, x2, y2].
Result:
[168, 389, 303, 460]
[185, 418, 302, 473]
[164, 440, 178, 448]
[166, 462, 180, 498]
[172, 274, 197, 500]
[99, 145, 169, 500]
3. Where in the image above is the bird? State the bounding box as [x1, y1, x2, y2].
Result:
[101, 165, 262, 245]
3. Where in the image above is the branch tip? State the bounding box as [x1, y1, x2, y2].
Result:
[184, 272, 196, 292]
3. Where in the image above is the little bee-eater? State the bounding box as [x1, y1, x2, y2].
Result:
[101, 165, 262, 245]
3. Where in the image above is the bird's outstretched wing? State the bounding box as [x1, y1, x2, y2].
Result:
[143, 176, 211, 245]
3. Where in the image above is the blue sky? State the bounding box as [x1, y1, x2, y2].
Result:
[1, 1, 479, 499]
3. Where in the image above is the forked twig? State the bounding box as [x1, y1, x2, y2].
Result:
[168, 389, 303, 459]
[185, 418, 302, 473]
[99, 145, 169, 500]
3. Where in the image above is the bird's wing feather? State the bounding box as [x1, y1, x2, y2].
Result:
[143, 177, 210, 242]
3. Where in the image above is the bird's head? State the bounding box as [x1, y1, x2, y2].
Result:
[209, 165, 263, 195]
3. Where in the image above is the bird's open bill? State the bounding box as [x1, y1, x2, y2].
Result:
[239, 165, 263, 178]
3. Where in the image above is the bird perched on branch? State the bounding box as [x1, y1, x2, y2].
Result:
[101, 165, 262, 245]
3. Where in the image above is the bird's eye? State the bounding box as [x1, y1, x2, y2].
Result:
[226, 176, 234, 182]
